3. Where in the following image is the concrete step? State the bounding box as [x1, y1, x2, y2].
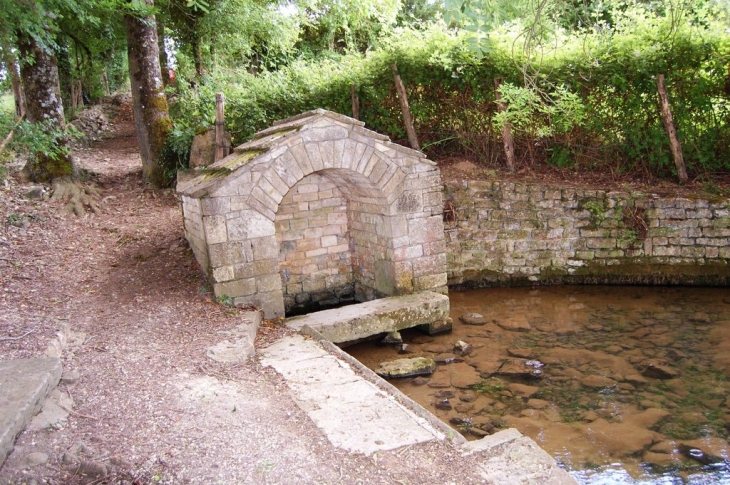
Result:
[0, 358, 62, 467]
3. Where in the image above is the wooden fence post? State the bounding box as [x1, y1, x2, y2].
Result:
[494, 78, 516, 173]
[350, 84, 360, 120]
[390, 64, 420, 151]
[214, 92, 228, 162]
[656, 74, 688, 184]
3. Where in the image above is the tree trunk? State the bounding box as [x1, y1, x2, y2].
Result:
[494, 78, 516, 173]
[125, 0, 173, 188]
[192, 35, 204, 79]
[2, 46, 25, 118]
[656, 73, 688, 184]
[390, 64, 420, 151]
[157, 19, 169, 87]
[16, 32, 75, 182]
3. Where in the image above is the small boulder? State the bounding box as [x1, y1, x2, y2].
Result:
[411, 377, 429, 386]
[78, 460, 108, 478]
[454, 340, 473, 356]
[375, 357, 436, 378]
[61, 369, 81, 385]
[679, 438, 729, 465]
[381, 331, 403, 345]
[24, 452, 48, 467]
[25, 186, 46, 199]
[434, 399, 452, 410]
[397, 343, 412, 354]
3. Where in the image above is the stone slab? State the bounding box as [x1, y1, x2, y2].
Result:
[260, 334, 445, 455]
[0, 358, 62, 467]
[470, 434, 577, 484]
[205, 311, 262, 363]
[285, 291, 449, 343]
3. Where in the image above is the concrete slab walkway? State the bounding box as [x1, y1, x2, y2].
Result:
[260, 334, 449, 455]
[0, 358, 61, 467]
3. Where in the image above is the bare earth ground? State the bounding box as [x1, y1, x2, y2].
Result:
[0, 117, 507, 485]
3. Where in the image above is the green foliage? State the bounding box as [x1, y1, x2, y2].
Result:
[165, 3, 730, 182]
[11, 120, 82, 162]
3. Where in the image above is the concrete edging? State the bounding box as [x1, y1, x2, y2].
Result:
[299, 324, 467, 445]
[0, 358, 62, 468]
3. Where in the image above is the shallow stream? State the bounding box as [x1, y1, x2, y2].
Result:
[346, 286, 730, 484]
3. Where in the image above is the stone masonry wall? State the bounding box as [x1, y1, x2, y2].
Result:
[277, 173, 354, 314]
[445, 180, 730, 287]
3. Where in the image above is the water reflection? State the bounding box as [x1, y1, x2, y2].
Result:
[345, 286, 730, 484]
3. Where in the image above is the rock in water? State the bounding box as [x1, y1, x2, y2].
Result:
[375, 357, 436, 378]
[641, 360, 680, 379]
[459, 313, 489, 325]
[454, 340, 473, 356]
[397, 343, 412, 354]
[381, 331, 403, 345]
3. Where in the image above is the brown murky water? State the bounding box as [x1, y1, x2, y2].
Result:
[346, 286, 730, 484]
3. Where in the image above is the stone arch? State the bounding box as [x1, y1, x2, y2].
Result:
[178, 109, 447, 318]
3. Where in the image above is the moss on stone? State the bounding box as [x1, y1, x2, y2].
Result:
[222, 150, 267, 170]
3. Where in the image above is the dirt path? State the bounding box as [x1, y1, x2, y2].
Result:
[0, 117, 503, 484]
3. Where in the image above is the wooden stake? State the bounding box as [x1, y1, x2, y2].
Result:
[390, 64, 420, 151]
[0, 114, 25, 155]
[214, 92, 228, 162]
[656, 74, 688, 184]
[494, 78, 516, 172]
[350, 84, 360, 120]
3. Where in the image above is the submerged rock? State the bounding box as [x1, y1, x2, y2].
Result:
[641, 360, 681, 379]
[507, 348, 534, 359]
[508, 383, 540, 398]
[496, 359, 545, 379]
[581, 375, 617, 389]
[434, 353, 462, 364]
[495, 316, 532, 332]
[434, 399, 452, 410]
[376, 357, 436, 378]
[460, 313, 489, 325]
[679, 438, 729, 465]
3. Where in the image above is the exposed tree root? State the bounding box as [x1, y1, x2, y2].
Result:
[50, 176, 101, 216]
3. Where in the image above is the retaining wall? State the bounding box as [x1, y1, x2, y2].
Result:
[444, 180, 730, 287]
